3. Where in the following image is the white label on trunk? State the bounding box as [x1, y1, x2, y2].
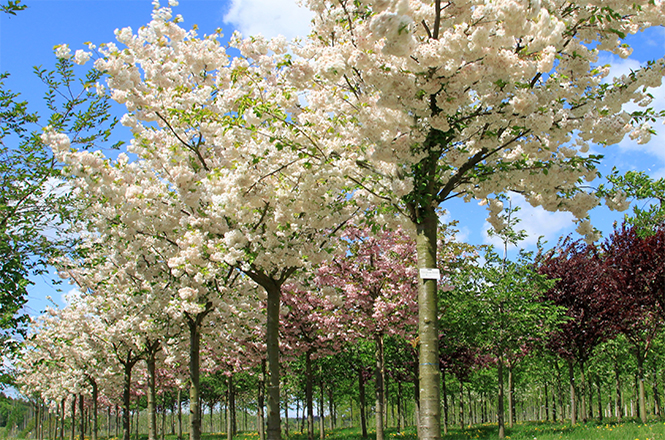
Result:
[419, 268, 440, 280]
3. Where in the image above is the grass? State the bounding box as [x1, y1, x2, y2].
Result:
[233, 419, 665, 439]
[39, 420, 665, 440]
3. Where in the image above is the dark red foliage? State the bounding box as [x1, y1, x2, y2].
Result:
[537, 238, 619, 364]
[602, 224, 665, 337]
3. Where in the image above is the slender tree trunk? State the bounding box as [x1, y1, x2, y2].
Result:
[79, 394, 85, 440]
[636, 349, 647, 423]
[653, 371, 662, 417]
[397, 380, 403, 432]
[91, 379, 99, 440]
[226, 380, 233, 440]
[544, 382, 549, 422]
[186, 308, 211, 440]
[319, 374, 325, 440]
[615, 360, 623, 421]
[358, 367, 367, 439]
[241, 273, 293, 440]
[508, 364, 514, 428]
[580, 360, 587, 423]
[60, 398, 65, 440]
[441, 370, 448, 435]
[597, 376, 603, 421]
[147, 349, 158, 440]
[284, 389, 289, 438]
[375, 334, 385, 440]
[413, 359, 421, 439]
[258, 360, 266, 440]
[306, 351, 315, 440]
[177, 388, 183, 440]
[568, 360, 577, 425]
[414, 208, 440, 440]
[498, 357, 505, 440]
[188, 319, 202, 440]
[458, 380, 464, 429]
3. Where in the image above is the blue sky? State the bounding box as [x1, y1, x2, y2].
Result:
[1, 0, 664, 315]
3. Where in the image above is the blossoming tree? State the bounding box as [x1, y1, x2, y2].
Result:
[291, 1, 665, 437]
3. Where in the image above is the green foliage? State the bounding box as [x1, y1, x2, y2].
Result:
[0, 57, 119, 383]
[0, 0, 26, 15]
[598, 168, 665, 234]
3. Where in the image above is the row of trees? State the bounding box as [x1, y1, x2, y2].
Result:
[6, 1, 665, 440]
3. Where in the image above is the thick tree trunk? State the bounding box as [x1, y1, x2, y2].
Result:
[306, 351, 315, 440]
[358, 367, 367, 439]
[415, 208, 440, 440]
[375, 334, 385, 440]
[498, 357, 505, 439]
[568, 360, 577, 425]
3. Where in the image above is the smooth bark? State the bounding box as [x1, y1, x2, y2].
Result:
[415, 208, 441, 440]
[358, 366, 367, 439]
[306, 351, 315, 440]
[568, 360, 577, 425]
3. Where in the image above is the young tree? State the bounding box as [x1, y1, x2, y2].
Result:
[293, 3, 665, 437]
[316, 225, 418, 440]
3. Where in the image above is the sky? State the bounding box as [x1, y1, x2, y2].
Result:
[1, 0, 665, 316]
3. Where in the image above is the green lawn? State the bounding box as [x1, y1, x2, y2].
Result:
[36, 421, 665, 440]
[229, 420, 665, 440]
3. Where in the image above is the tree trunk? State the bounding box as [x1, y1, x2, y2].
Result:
[188, 317, 202, 440]
[597, 376, 603, 421]
[413, 358, 421, 439]
[178, 388, 183, 440]
[91, 379, 99, 440]
[498, 357, 505, 440]
[580, 360, 587, 423]
[544, 382, 549, 421]
[441, 370, 448, 435]
[306, 351, 315, 440]
[264, 282, 282, 440]
[79, 394, 85, 440]
[508, 364, 514, 428]
[568, 360, 577, 425]
[358, 367, 367, 439]
[319, 374, 325, 440]
[653, 371, 662, 417]
[458, 380, 464, 429]
[636, 348, 647, 423]
[147, 349, 158, 440]
[61, 398, 66, 440]
[284, 388, 289, 438]
[258, 359, 266, 440]
[415, 208, 440, 440]
[397, 380, 403, 432]
[375, 334, 385, 440]
[615, 360, 623, 421]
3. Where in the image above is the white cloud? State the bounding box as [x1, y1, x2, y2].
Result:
[481, 193, 575, 250]
[223, 0, 314, 40]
